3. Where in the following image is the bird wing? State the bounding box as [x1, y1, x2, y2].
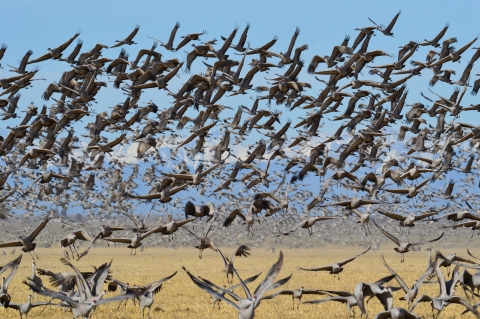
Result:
[145, 271, 177, 294]
[262, 290, 292, 299]
[176, 217, 196, 228]
[372, 219, 401, 246]
[27, 52, 54, 64]
[383, 188, 409, 194]
[299, 265, 332, 272]
[218, 247, 252, 298]
[230, 245, 251, 265]
[464, 213, 480, 222]
[0, 255, 22, 280]
[376, 211, 406, 221]
[182, 266, 240, 310]
[161, 173, 193, 181]
[0, 240, 22, 248]
[59, 257, 92, 299]
[182, 226, 200, 241]
[104, 238, 132, 244]
[223, 209, 246, 227]
[95, 291, 147, 306]
[446, 296, 480, 316]
[339, 247, 371, 266]
[253, 251, 284, 306]
[27, 217, 52, 242]
[73, 229, 93, 241]
[381, 254, 409, 293]
[54, 32, 81, 52]
[427, 232, 444, 243]
[24, 280, 77, 306]
[105, 133, 126, 148]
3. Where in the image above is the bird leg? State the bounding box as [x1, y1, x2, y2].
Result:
[292, 297, 295, 310]
[27, 250, 36, 260]
[199, 249, 203, 259]
[72, 244, 80, 258]
[69, 245, 76, 259]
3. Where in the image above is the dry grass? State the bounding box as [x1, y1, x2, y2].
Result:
[0, 246, 477, 318]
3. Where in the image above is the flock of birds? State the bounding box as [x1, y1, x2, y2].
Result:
[2, 10, 480, 318]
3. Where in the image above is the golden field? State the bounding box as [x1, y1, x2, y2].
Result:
[0, 246, 477, 319]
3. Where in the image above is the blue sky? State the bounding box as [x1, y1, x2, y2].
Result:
[1, 1, 480, 217]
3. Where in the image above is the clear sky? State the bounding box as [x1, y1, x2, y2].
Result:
[1, 1, 480, 217]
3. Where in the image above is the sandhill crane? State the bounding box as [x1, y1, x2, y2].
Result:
[446, 205, 480, 226]
[27, 31, 80, 64]
[29, 261, 42, 300]
[182, 218, 218, 259]
[352, 208, 372, 235]
[368, 11, 401, 36]
[183, 250, 289, 319]
[0, 217, 51, 259]
[377, 203, 449, 227]
[0, 255, 22, 307]
[148, 22, 180, 51]
[60, 229, 93, 260]
[303, 289, 359, 317]
[460, 268, 480, 300]
[198, 273, 261, 309]
[279, 215, 337, 236]
[148, 217, 197, 240]
[6, 294, 53, 319]
[107, 279, 133, 309]
[299, 247, 371, 280]
[319, 197, 382, 210]
[446, 221, 480, 238]
[410, 252, 480, 318]
[354, 275, 400, 315]
[36, 267, 94, 293]
[26, 278, 144, 319]
[161, 164, 219, 185]
[111, 25, 140, 48]
[175, 30, 207, 51]
[104, 225, 167, 255]
[262, 287, 327, 310]
[109, 272, 177, 318]
[382, 254, 434, 308]
[438, 252, 475, 276]
[77, 224, 128, 260]
[18, 148, 56, 168]
[372, 219, 444, 262]
[219, 245, 251, 285]
[223, 209, 256, 235]
[184, 201, 215, 221]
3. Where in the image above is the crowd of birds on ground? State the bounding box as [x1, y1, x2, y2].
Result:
[3, 10, 480, 318]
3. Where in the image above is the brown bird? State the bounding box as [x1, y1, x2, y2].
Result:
[182, 218, 217, 259]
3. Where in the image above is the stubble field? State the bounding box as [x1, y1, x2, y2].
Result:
[0, 246, 477, 318]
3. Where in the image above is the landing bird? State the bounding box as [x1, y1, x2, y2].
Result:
[372, 219, 444, 263]
[299, 247, 371, 280]
[262, 287, 328, 310]
[0, 255, 22, 307]
[60, 229, 93, 260]
[0, 217, 51, 259]
[183, 250, 289, 319]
